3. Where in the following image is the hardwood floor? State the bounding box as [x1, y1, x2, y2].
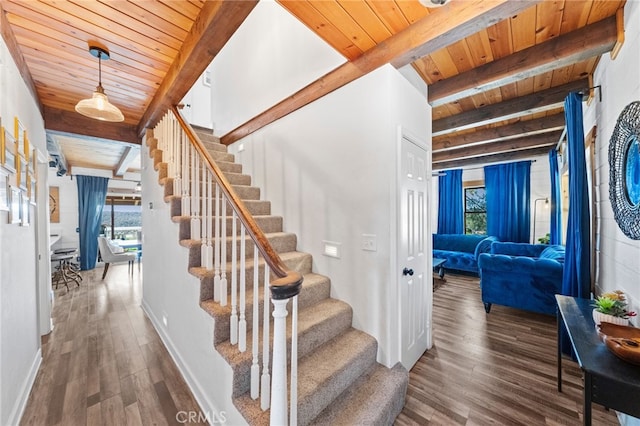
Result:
[22, 265, 621, 425]
[395, 274, 619, 426]
[20, 264, 204, 426]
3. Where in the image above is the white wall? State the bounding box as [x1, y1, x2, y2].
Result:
[208, 1, 431, 367]
[227, 64, 429, 366]
[182, 67, 213, 129]
[585, 0, 640, 328]
[0, 37, 48, 426]
[584, 4, 640, 421]
[209, 0, 345, 136]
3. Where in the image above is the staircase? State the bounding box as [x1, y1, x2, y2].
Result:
[148, 114, 408, 425]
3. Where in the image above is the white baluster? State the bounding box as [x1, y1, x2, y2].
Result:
[230, 213, 238, 345]
[213, 184, 221, 300]
[270, 299, 288, 426]
[182, 144, 191, 217]
[201, 168, 209, 269]
[220, 197, 228, 307]
[190, 154, 200, 241]
[251, 249, 260, 400]
[261, 265, 271, 411]
[206, 171, 214, 270]
[290, 295, 298, 426]
[239, 226, 247, 352]
[173, 128, 181, 199]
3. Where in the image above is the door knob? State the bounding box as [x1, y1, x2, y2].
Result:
[402, 267, 414, 276]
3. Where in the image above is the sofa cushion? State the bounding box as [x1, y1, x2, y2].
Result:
[433, 234, 489, 254]
[540, 245, 565, 262]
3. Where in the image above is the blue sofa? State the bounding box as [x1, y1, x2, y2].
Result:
[478, 242, 565, 315]
[432, 234, 498, 275]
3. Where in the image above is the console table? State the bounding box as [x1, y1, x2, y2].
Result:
[556, 295, 640, 425]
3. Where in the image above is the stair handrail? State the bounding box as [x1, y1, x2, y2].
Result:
[170, 106, 303, 300]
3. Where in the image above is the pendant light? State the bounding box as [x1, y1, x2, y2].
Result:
[418, 0, 449, 7]
[75, 46, 124, 122]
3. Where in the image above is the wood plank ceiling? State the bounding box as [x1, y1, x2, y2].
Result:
[0, 0, 625, 175]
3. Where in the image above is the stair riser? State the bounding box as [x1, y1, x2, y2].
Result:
[177, 216, 283, 240]
[170, 197, 269, 217]
[202, 140, 227, 153]
[187, 234, 297, 268]
[210, 151, 234, 163]
[163, 178, 258, 201]
[230, 305, 354, 398]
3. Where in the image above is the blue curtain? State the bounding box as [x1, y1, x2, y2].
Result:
[561, 92, 591, 299]
[77, 175, 109, 270]
[549, 149, 562, 245]
[484, 161, 531, 242]
[437, 169, 463, 234]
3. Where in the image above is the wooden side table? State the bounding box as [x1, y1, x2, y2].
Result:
[556, 295, 640, 425]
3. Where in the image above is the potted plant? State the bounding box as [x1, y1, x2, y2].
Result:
[592, 290, 637, 326]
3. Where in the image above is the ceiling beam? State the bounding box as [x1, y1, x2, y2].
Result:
[137, 0, 258, 136]
[44, 106, 139, 144]
[114, 146, 139, 177]
[433, 113, 565, 151]
[0, 3, 41, 115]
[428, 16, 618, 106]
[432, 131, 562, 163]
[221, 0, 538, 146]
[433, 145, 553, 170]
[432, 78, 588, 135]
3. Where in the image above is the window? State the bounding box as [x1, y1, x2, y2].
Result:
[464, 186, 486, 235]
[101, 198, 142, 240]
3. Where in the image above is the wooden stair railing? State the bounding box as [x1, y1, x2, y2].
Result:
[151, 107, 303, 425]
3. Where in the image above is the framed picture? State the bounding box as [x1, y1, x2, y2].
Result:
[14, 117, 25, 157]
[0, 172, 8, 212]
[49, 186, 60, 223]
[1, 126, 16, 173]
[8, 185, 20, 224]
[18, 157, 28, 190]
[29, 177, 36, 205]
[20, 191, 29, 226]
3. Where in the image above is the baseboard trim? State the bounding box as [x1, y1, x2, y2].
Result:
[8, 348, 42, 425]
[140, 300, 227, 423]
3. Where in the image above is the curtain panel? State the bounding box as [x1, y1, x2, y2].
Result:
[561, 92, 591, 300]
[549, 149, 562, 245]
[437, 169, 463, 234]
[484, 161, 531, 242]
[77, 175, 109, 270]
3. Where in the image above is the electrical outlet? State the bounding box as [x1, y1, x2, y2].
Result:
[362, 234, 377, 252]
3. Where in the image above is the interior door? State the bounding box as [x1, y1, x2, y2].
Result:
[399, 135, 431, 369]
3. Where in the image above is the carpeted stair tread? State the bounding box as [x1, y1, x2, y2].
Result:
[173, 214, 284, 240]
[169, 196, 268, 217]
[200, 272, 332, 344]
[295, 328, 378, 425]
[182, 232, 297, 268]
[217, 298, 354, 397]
[190, 250, 313, 280]
[309, 362, 409, 426]
[233, 328, 379, 426]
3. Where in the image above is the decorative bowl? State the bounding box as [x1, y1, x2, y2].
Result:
[597, 322, 640, 366]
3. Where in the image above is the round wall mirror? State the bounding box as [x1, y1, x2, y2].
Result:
[609, 101, 640, 239]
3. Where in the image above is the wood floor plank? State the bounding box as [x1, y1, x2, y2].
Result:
[21, 264, 206, 426]
[395, 273, 619, 426]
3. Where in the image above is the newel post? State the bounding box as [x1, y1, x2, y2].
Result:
[269, 277, 302, 426]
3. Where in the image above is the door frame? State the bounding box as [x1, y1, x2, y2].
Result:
[394, 125, 432, 369]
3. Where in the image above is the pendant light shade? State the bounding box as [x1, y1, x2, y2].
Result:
[75, 46, 124, 122]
